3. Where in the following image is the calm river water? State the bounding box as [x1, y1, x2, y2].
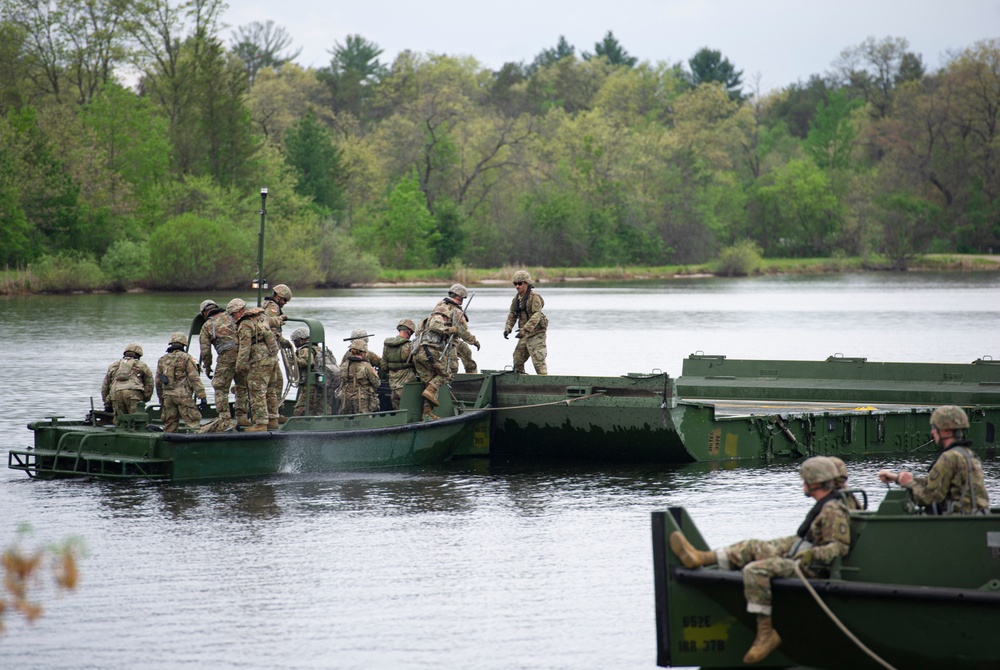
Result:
[2, 272, 1000, 669]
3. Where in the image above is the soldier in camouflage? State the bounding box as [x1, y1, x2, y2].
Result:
[230, 298, 279, 432]
[504, 270, 547, 374]
[341, 329, 382, 370]
[101, 343, 154, 425]
[412, 284, 481, 420]
[339, 338, 380, 415]
[155, 333, 208, 433]
[669, 456, 851, 664]
[382, 319, 418, 410]
[198, 299, 240, 423]
[290, 327, 340, 416]
[879, 405, 990, 514]
[449, 312, 478, 375]
[262, 284, 293, 425]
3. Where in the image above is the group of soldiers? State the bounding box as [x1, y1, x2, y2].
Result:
[100, 270, 550, 431]
[668, 404, 990, 665]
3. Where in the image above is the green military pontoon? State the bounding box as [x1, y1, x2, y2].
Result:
[451, 354, 1000, 462]
[651, 490, 1000, 669]
[7, 315, 493, 483]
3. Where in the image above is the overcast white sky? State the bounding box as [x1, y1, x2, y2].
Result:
[223, 0, 999, 92]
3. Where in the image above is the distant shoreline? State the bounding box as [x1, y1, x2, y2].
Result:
[4, 254, 1000, 295]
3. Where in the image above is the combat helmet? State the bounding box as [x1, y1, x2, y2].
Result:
[124, 342, 144, 358]
[828, 456, 848, 482]
[930, 405, 969, 430]
[799, 456, 838, 486]
[350, 328, 370, 340]
[448, 283, 468, 299]
[291, 327, 310, 343]
[273, 284, 292, 301]
[397, 318, 416, 334]
[199, 299, 218, 313]
[512, 270, 532, 285]
[168, 332, 188, 347]
[349, 338, 368, 353]
[226, 298, 247, 315]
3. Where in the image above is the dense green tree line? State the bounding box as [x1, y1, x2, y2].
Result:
[0, 0, 998, 289]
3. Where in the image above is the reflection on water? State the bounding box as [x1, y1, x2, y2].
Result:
[2, 275, 1000, 669]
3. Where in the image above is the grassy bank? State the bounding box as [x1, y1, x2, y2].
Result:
[372, 254, 1000, 286]
[4, 255, 1000, 295]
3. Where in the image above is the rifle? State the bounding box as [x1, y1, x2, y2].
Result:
[343, 333, 375, 341]
[442, 292, 475, 363]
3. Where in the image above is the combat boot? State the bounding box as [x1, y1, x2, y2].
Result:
[245, 424, 268, 432]
[421, 404, 440, 421]
[277, 415, 288, 424]
[743, 615, 782, 664]
[236, 414, 251, 427]
[669, 531, 717, 569]
[420, 387, 439, 407]
[267, 418, 280, 429]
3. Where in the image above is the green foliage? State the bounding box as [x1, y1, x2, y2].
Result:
[147, 213, 253, 289]
[877, 192, 940, 269]
[715, 240, 763, 276]
[805, 89, 862, 170]
[687, 48, 744, 101]
[30, 252, 106, 291]
[284, 110, 347, 213]
[585, 31, 637, 68]
[431, 198, 466, 265]
[101, 239, 150, 290]
[353, 173, 439, 268]
[320, 225, 381, 285]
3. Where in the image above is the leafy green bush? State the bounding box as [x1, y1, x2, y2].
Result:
[147, 214, 253, 289]
[322, 228, 381, 286]
[715, 240, 763, 276]
[30, 252, 107, 291]
[101, 239, 150, 290]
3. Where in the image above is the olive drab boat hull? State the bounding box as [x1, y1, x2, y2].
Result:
[451, 354, 1000, 462]
[651, 491, 1000, 669]
[8, 314, 495, 483]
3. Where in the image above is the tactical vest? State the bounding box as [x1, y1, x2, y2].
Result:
[159, 351, 192, 396]
[207, 311, 237, 353]
[382, 336, 413, 371]
[111, 357, 144, 392]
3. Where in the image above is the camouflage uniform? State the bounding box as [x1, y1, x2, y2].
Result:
[717, 494, 851, 616]
[448, 313, 478, 375]
[156, 343, 207, 433]
[904, 444, 990, 514]
[101, 349, 154, 425]
[382, 334, 416, 410]
[235, 307, 279, 427]
[199, 307, 239, 420]
[339, 341, 380, 415]
[504, 282, 548, 375]
[293, 340, 340, 416]
[413, 296, 480, 408]
[262, 296, 290, 421]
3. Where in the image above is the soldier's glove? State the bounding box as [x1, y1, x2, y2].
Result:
[472, 339, 481, 351]
[198, 398, 210, 412]
[103, 402, 113, 413]
[515, 331, 525, 339]
[503, 329, 510, 340]
[793, 548, 814, 565]
[442, 326, 457, 335]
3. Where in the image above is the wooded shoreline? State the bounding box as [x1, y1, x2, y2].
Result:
[4, 255, 999, 296]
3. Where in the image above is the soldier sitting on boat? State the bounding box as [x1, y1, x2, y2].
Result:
[101, 343, 154, 426]
[155, 333, 208, 433]
[339, 338, 380, 415]
[668, 456, 851, 665]
[878, 405, 990, 514]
